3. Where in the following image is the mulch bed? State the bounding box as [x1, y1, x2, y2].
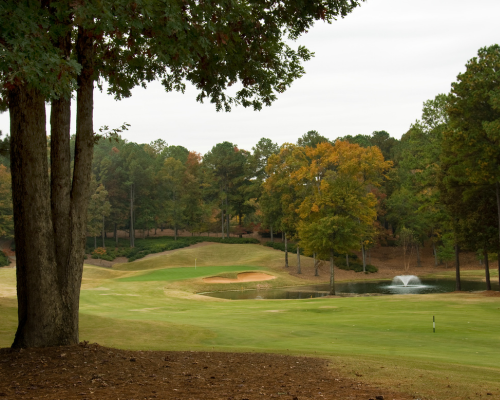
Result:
[0, 343, 412, 400]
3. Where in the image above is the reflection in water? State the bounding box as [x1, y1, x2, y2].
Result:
[201, 278, 499, 300]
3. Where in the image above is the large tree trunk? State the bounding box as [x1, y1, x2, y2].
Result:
[329, 249, 335, 295]
[484, 249, 491, 290]
[284, 232, 288, 268]
[455, 245, 461, 291]
[10, 25, 94, 348]
[10, 85, 61, 348]
[296, 245, 301, 274]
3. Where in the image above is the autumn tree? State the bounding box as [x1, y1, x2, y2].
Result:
[1, 0, 364, 347]
[295, 141, 391, 294]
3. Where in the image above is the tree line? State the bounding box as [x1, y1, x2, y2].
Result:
[1, 46, 499, 296]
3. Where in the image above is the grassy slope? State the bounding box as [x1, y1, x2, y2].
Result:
[1, 244, 499, 400]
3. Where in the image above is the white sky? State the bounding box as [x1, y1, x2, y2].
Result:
[1, 0, 499, 154]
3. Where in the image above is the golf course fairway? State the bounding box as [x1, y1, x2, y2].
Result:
[1, 243, 499, 399]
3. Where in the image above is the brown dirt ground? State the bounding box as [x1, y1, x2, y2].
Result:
[0, 343, 412, 400]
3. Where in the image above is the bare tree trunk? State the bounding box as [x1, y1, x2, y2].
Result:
[225, 194, 229, 238]
[130, 184, 135, 248]
[284, 232, 288, 268]
[497, 182, 500, 255]
[416, 242, 422, 267]
[329, 249, 335, 296]
[455, 245, 461, 291]
[297, 245, 301, 274]
[270, 226, 274, 243]
[433, 242, 438, 267]
[484, 249, 491, 291]
[221, 207, 224, 240]
[175, 224, 177, 241]
[361, 242, 366, 273]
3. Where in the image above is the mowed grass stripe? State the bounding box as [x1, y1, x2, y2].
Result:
[117, 265, 265, 282]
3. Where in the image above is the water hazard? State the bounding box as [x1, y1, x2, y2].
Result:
[201, 278, 499, 300]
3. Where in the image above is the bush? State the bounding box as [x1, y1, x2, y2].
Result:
[335, 256, 377, 273]
[264, 241, 303, 255]
[0, 251, 9, 267]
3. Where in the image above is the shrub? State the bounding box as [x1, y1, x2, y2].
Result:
[0, 251, 10, 267]
[264, 241, 303, 255]
[335, 256, 378, 273]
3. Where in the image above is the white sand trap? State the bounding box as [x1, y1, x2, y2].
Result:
[203, 272, 276, 283]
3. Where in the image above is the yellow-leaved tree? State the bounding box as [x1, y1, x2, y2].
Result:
[293, 141, 391, 294]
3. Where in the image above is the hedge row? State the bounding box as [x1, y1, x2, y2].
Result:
[87, 236, 260, 262]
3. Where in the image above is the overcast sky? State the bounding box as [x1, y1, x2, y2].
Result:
[1, 0, 499, 155]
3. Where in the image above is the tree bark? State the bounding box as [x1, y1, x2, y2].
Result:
[433, 242, 438, 267]
[102, 215, 105, 248]
[416, 242, 422, 267]
[484, 249, 491, 291]
[455, 244, 461, 291]
[10, 85, 61, 348]
[496, 182, 500, 253]
[329, 249, 335, 296]
[361, 242, 366, 273]
[284, 232, 288, 268]
[130, 184, 135, 248]
[221, 207, 224, 240]
[498, 252, 500, 290]
[10, 24, 95, 348]
[296, 245, 301, 274]
[225, 193, 229, 238]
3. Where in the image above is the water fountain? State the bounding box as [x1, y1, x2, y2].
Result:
[392, 275, 422, 287]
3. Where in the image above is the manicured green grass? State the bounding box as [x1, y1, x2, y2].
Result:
[1, 244, 500, 400]
[117, 265, 265, 282]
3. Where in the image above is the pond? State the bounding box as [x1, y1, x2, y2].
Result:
[200, 277, 499, 300]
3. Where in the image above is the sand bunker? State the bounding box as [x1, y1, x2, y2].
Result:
[203, 272, 276, 283]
